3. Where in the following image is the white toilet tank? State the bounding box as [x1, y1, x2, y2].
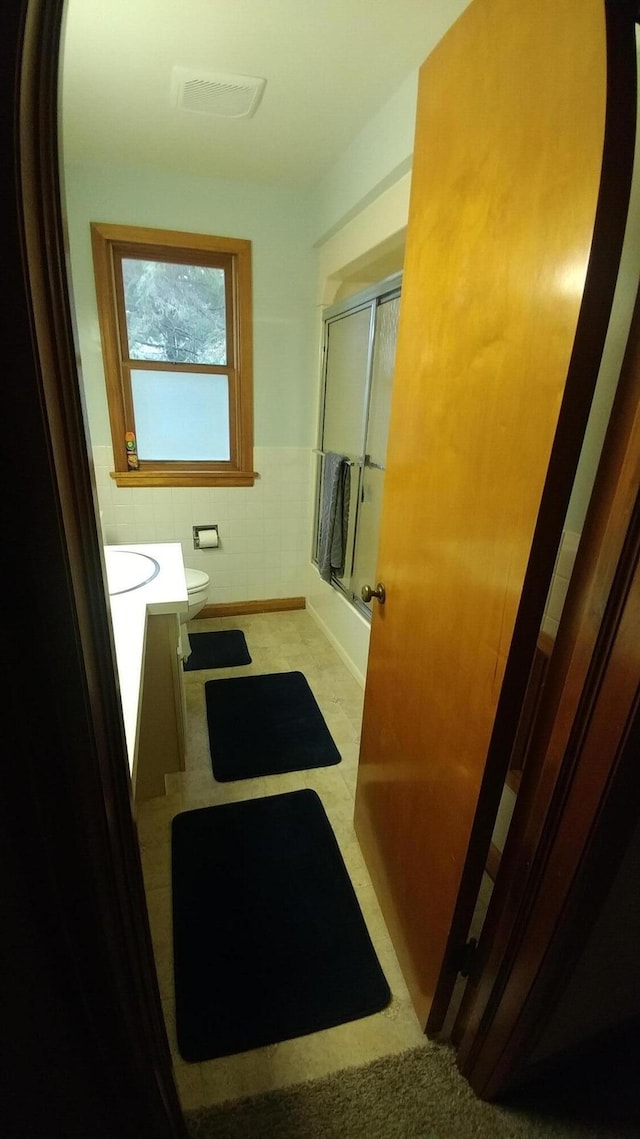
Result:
[184, 568, 210, 620]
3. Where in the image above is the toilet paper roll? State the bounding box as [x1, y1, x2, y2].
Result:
[198, 528, 219, 549]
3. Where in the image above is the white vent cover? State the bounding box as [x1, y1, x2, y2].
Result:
[171, 67, 266, 119]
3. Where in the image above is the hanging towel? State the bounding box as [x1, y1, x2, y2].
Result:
[317, 452, 351, 583]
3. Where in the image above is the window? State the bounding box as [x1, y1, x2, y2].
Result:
[91, 223, 254, 486]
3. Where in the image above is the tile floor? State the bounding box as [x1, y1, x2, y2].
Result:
[135, 609, 441, 1112]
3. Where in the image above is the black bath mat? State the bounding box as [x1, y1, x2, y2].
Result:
[205, 670, 341, 781]
[183, 629, 251, 671]
[172, 789, 390, 1061]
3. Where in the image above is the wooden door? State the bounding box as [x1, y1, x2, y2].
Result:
[354, 0, 636, 1033]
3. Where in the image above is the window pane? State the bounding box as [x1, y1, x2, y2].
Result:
[131, 370, 230, 460]
[122, 259, 227, 365]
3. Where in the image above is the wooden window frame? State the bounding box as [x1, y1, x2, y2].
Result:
[90, 222, 255, 487]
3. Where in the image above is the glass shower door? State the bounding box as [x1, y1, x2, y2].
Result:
[352, 294, 400, 610]
[315, 274, 401, 615]
[318, 304, 373, 589]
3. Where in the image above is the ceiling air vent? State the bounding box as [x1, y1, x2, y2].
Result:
[171, 67, 266, 119]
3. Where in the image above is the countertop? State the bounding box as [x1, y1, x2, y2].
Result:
[105, 543, 188, 772]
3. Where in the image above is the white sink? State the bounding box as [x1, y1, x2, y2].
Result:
[104, 548, 160, 595]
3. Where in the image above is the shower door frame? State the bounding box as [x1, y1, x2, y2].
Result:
[313, 271, 402, 617]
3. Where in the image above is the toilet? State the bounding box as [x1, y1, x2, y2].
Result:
[184, 568, 210, 620]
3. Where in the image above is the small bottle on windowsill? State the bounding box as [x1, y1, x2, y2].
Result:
[125, 431, 139, 470]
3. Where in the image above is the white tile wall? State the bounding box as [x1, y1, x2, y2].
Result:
[541, 529, 581, 639]
[92, 445, 315, 605]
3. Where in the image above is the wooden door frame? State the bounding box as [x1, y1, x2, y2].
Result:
[454, 253, 640, 1098]
[5, 0, 187, 1132]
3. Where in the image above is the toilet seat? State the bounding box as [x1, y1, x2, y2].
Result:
[185, 568, 210, 595]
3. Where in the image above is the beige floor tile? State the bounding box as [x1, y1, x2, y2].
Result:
[185, 743, 210, 773]
[140, 609, 432, 1112]
[336, 740, 360, 768]
[340, 837, 376, 890]
[183, 777, 270, 812]
[140, 841, 171, 892]
[337, 696, 366, 727]
[321, 712, 360, 748]
[164, 771, 182, 795]
[154, 939, 174, 1002]
[136, 792, 184, 847]
[266, 1031, 339, 1089]
[199, 1047, 278, 1107]
[173, 767, 213, 797]
[146, 886, 172, 950]
[161, 996, 177, 1046]
[251, 770, 307, 798]
[173, 1059, 206, 1111]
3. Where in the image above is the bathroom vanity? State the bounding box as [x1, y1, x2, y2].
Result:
[104, 543, 189, 804]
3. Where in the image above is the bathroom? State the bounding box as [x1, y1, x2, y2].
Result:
[6, 0, 640, 1130]
[50, 0, 640, 1121]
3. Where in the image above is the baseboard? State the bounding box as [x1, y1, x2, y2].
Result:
[306, 598, 366, 688]
[198, 597, 305, 618]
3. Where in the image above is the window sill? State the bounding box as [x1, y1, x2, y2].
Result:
[110, 470, 257, 488]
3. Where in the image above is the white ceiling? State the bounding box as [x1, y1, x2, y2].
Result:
[60, 0, 469, 188]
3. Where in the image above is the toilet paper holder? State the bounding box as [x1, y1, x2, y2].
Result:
[193, 524, 219, 550]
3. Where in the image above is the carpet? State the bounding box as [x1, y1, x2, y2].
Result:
[205, 670, 341, 781]
[185, 1043, 633, 1139]
[172, 789, 390, 1063]
[183, 630, 251, 671]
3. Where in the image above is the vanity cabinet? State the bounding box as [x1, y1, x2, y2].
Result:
[105, 542, 189, 805]
[134, 612, 186, 802]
